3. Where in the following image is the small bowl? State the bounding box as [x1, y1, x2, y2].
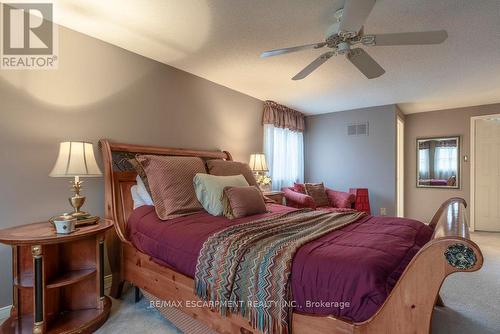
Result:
[52, 215, 77, 234]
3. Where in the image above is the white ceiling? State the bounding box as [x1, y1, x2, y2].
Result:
[51, 0, 500, 115]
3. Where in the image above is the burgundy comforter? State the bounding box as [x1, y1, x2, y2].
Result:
[127, 204, 432, 322]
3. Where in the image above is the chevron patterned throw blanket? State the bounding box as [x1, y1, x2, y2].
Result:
[194, 209, 366, 334]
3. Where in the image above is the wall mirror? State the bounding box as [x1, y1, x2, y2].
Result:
[417, 136, 460, 188]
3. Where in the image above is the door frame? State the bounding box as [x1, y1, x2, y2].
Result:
[396, 116, 404, 217]
[470, 113, 500, 231]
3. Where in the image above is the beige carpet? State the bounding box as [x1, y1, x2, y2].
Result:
[431, 232, 500, 334]
[97, 232, 500, 334]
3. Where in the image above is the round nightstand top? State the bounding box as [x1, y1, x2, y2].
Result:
[0, 218, 113, 245]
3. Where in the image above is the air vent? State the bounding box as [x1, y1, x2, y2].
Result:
[347, 122, 369, 136]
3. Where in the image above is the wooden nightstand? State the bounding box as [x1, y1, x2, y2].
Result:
[0, 219, 113, 334]
[263, 191, 285, 205]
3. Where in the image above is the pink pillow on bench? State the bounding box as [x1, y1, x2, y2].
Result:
[326, 189, 355, 208]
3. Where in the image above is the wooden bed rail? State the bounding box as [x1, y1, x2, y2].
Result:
[430, 197, 470, 239]
[295, 198, 483, 334]
[352, 198, 483, 334]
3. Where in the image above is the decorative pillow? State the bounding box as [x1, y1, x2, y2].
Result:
[130, 175, 154, 209]
[206, 160, 258, 186]
[129, 158, 152, 195]
[304, 182, 330, 207]
[222, 186, 267, 219]
[326, 189, 355, 208]
[293, 182, 306, 194]
[193, 174, 249, 216]
[136, 155, 206, 220]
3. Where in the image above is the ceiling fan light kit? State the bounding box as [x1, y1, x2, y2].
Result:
[261, 0, 448, 80]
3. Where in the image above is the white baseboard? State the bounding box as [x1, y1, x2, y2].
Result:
[0, 305, 11, 321]
[0, 274, 113, 321]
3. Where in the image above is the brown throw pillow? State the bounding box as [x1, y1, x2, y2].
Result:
[136, 155, 206, 220]
[222, 186, 267, 219]
[206, 160, 258, 186]
[129, 157, 152, 195]
[293, 182, 306, 194]
[305, 182, 330, 207]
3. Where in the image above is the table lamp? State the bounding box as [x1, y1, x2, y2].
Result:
[249, 153, 271, 190]
[49, 141, 102, 218]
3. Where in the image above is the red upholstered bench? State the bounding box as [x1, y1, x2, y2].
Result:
[282, 185, 371, 215]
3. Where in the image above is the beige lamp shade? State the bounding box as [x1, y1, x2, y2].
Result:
[249, 153, 268, 172]
[49, 141, 102, 177]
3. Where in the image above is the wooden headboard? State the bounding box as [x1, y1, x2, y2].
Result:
[99, 139, 232, 244]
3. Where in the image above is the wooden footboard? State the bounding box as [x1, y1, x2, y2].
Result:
[100, 140, 483, 334]
[355, 198, 483, 333]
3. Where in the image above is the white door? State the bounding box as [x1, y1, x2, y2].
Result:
[475, 118, 500, 231]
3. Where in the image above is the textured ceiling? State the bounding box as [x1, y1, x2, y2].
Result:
[51, 0, 500, 114]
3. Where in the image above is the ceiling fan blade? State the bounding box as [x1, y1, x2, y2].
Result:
[373, 30, 448, 46]
[347, 48, 385, 79]
[260, 42, 326, 58]
[339, 0, 376, 35]
[292, 52, 335, 80]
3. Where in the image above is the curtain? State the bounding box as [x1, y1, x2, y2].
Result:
[264, 124, 304, 190]
[262, 100, 305, 191]
[434, 146, 457, 179]
[262, 100, 305, 132]
[418, 148, 430, 179]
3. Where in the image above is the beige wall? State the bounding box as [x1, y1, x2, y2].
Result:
[0, 26, 263, 307]
[404, 103, 500, 222]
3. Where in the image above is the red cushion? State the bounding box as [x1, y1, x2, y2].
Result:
[282, 188, 316, 209]
[325, 189, 355, 208]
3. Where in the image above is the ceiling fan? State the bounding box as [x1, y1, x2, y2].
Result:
[260, 0, 448, 80]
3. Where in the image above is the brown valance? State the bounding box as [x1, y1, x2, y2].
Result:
[262, 100, 305, 132]
[418, 142, 431, 150]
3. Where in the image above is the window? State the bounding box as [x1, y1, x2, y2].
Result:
[263, 124, 304, 190]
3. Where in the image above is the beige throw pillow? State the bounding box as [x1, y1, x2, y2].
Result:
[193, 174, 249, 216]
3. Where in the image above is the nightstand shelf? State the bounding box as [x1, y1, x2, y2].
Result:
[0, 219, 113, 334]
[14, 274, 34, 289]
[14, 269, 97, 290]
[1, 298, 111, 334]
[46, 269, 96, 289]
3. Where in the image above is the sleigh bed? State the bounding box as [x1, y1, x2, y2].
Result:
[99, 139, 483, 334]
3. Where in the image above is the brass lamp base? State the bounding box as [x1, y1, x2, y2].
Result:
[71, 210, 89, 219]
[69, 194, 88, 218]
